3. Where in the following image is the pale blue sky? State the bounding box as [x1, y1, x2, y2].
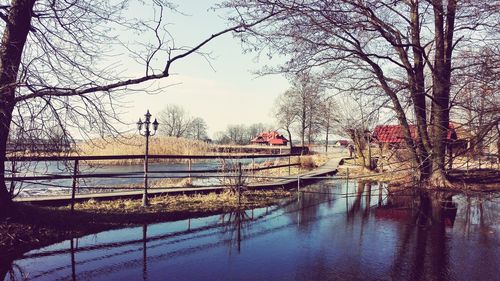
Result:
[121, 1, 290, 136]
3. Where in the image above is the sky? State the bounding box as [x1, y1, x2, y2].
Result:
[120, 1, 290, 137]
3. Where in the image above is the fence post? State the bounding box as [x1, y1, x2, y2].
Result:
[188, 158, 192, 185]
[9, 161, 16, 196]
[238, 162, 242, 205]
[346, 167, 349, 190]
[297, 175, 300, 192]
[71, 159, 79, 212]
[288, 155, 291, 176]
[345, 167, 349, 209]
[252, 157, 255, 175]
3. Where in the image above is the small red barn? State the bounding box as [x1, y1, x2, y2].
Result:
[250, 131, 289, 146]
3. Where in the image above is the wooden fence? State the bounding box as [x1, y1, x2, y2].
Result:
[5, 153, 302, 205]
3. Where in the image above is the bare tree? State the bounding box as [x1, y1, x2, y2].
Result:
[452, 46, 500, 159]
[273, 91, 297, 148]
[222, 0, 498, 186]
[334, 96, 378, 169]
[226, 124, 247, 145]
[286, 72, 325, 146]
[187, 117, 209, 140]
[214, 131, 231, 145]
[246, 123, 267, 141]
[159, 104, 192, 138]
[0, 0, 269, 213]
[318, 97, 338, 153]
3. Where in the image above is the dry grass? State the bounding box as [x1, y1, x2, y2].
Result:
[337, 151, 414, 183]
[77, 135, 212, 165]
[338, 151, 500, 190]
[74, 189, 293, 214]
[242, 154, 331, 184]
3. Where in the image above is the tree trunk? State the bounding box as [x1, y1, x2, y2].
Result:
[0, 0, 37, 215]
[286, 127, 293, 150]
[429, 0, 456, 187]
[409, 1, 432, 180]
[325, 124, 329, 153]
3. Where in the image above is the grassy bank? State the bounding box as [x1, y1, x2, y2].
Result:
[1, 189, 294, 259]
[337, 157, 500, 191]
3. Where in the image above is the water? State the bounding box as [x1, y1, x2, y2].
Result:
[2, 180, 499, 280]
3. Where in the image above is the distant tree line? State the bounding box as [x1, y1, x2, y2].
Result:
[214, 123, 270, 145]
[158, 105, 209, 141]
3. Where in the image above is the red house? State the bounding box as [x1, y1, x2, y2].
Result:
[372, 124, 458, 146]
[250, 131, 289, 146]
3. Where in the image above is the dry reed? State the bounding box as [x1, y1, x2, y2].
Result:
[73, 189, 294, 214]
[77, 135, 212, 165]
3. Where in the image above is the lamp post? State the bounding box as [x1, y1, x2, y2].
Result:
[137, 110, 159, 207]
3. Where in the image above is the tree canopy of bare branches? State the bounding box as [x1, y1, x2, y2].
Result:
[279, 73, 326, 146]
[222, 0, 499, 186]
[0, 0, 270, 213]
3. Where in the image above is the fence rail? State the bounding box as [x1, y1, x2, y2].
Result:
[6, 153, 303, 208]
[6, 153, 297, 162]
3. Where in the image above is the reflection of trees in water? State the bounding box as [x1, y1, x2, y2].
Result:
[283, 185, 334, 232]
[343, 185, 496, 280]
[388, 191, 499, 280]
[346, 181, 369, 220]
[454, 194, 498, 236]
[219, 209, 253, 254]
[389, 192, 454, 280]
[345, 181, 387, 222]
[1, 260, 25, 281]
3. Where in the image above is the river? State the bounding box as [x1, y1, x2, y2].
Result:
[2, 179, 499, 280]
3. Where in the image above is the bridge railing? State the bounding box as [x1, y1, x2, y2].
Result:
[5, 153, 302, 202]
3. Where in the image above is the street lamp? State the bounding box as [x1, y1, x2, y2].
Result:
[137, 110, 159, 206]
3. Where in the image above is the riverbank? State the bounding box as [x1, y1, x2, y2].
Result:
[337, 157, 500, 191]
[1, 189, 295, 260]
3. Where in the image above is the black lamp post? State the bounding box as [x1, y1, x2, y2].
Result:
[137, 110, 159, 207]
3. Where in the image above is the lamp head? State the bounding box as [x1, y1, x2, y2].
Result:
[152, 118, 159, 131]
[145, 110, 152, 121]
[137, 118, 143, 131]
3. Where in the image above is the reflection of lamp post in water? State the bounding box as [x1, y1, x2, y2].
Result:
[137, 110, 159, 207]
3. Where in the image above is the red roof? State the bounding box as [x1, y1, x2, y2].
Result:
[269, 138, 287, 145]
[372, 124, 457, 144]
[337, 140, 350, 146]
[250, 131, 288, 145]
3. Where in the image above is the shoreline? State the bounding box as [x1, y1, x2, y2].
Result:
[336, 160, 500, 191]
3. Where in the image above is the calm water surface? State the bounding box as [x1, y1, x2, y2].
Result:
[3, 180, 499, 280]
